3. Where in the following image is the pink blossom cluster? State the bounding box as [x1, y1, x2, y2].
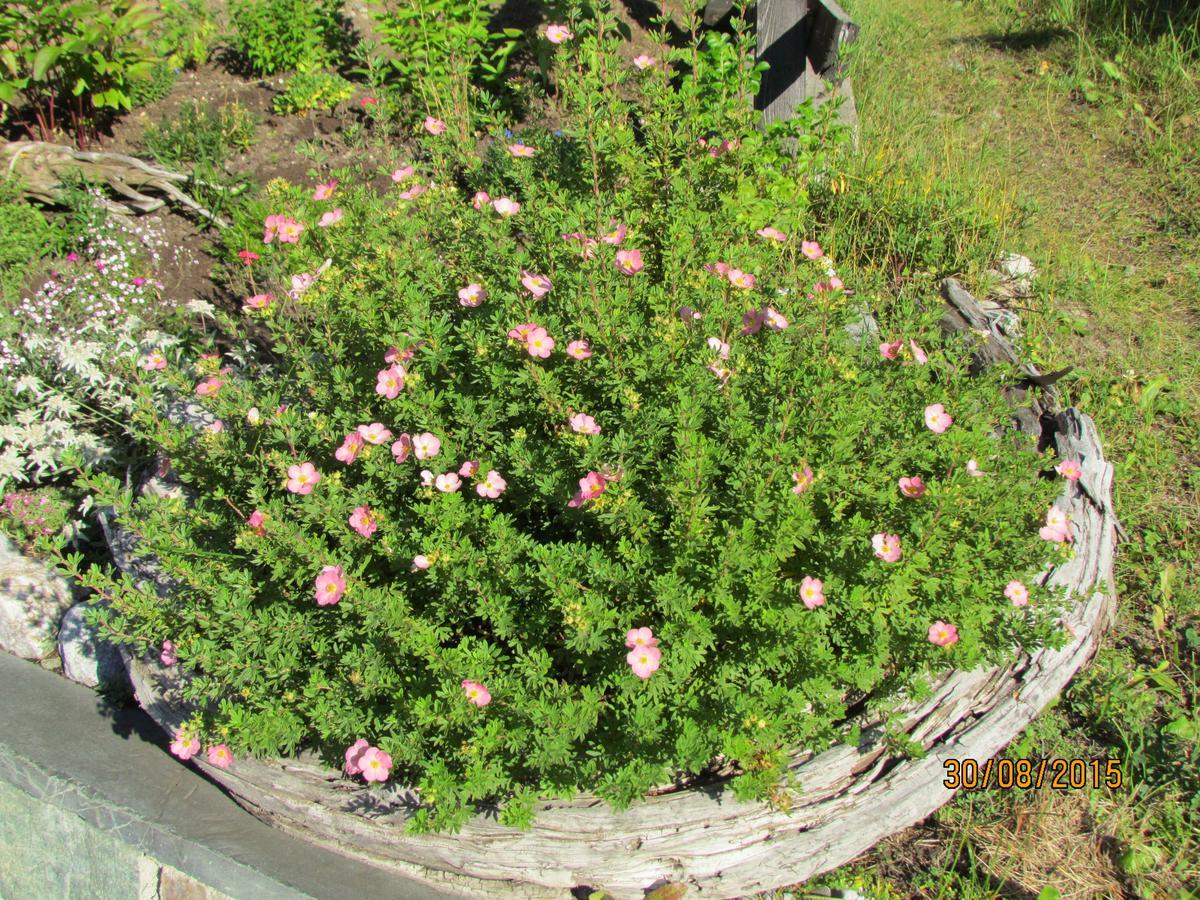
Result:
[345, 739, 393, 782]
[625, 628, 661, 678]
[169, 729, 233, 769]
[263, 214, 304, 244]
[507, 321, 555, 358]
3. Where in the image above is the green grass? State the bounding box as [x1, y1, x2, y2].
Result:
[801, 0, 1200, 895]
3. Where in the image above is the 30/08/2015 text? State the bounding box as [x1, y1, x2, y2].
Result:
[942, 757, 1123, 791]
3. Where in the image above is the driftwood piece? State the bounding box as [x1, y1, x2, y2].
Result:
[0, 141, 229, 228]
[112, 288, 1119, 898]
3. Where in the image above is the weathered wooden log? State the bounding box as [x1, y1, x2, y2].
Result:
[0, 141, 230, 227]
[106, 282, 1118, 898]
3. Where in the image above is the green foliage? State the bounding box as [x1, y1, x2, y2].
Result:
[142, 101, 258, 168]
[272, 69, 354, 116]
[0, 196, 62, 301]
[127, 61, 177, 107]
[80, 3, 1070, 832]
[228, 0, 345, 76]
[155, 0, 219, 70]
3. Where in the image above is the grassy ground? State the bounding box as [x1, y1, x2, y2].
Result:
[791, 0, 1200, 896]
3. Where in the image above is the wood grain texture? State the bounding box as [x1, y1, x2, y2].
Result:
[115, 283, 1118, 899]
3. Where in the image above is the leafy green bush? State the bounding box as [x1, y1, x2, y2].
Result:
[142, 101, 258, 168]
[228, 0, 344, 76]
[0, 198, 61, 301]
[71, 5, 1070, 832]
[272, 69, 354, 115]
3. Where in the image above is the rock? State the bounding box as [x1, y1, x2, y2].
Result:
[995, 251, 1037, 295]
[57, 602, 128, 689]
[0, 533, 78, 660]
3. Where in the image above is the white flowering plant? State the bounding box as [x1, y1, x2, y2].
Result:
[65, 2, 1075, 831]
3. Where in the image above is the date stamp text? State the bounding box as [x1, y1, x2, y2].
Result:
[943, 758, 1123, 791]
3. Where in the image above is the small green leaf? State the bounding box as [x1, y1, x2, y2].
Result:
[32, 45, 62, 80]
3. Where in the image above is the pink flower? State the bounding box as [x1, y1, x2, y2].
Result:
[633, 54, 657, 70]
[740, 308, 766, 335]
[376, 365, 406, 399]
[799, 576, 825, 609]
[727, 268, 756, 289]
[507, 143, 536, 158]
[601, 224, 627, 246]
[966, 458, 985, 477]
[526, 327, 555, 358]
[413, 432, 441, 460]
[66, 251, 80, 262]
[470, 190, 490, 209]
[703, 261, 730, 278]
[566, 340, 592, 360]
[898, 475, 927, 498]
[262, 213, 283, 243]
[829, 276, 844, 290]
[357, 422, 393, 445]
[462, 679, 492, 707]
[476, 470, 507, 498]
[764, 307, 789, 331]
[909, 339, 928, 365]
[141, 350, 167, 370]
[206, 420, 225, 435]
[521, 270, 552, 298]
[288, 272, 314, 299]
[1056, 459, 1083, 481]
[317, 208, 343, 228]
[335, 432, 365, 464]
[924, 403, 953, 433]
[424, 116, 447, 135]
[627, 644, 662, 679]
[392, 165, 415, 182]
[420, 469, 434, 487]
[194, 377, 223, 396]
[286, 462, 321, 494]
[243, 293, 273, 312]
[568, 471, 608, 508]
[315, 565, 346, 606]
[360, 96, 377, 107]
[1005, 580, 1029, 607]
[349, 506, 377, 538]
[625, 627, 658, 649]
[344, 739, 370, 774]
[458, 459, 480, 478]
[707, 337, 731, 359]
[792, 466, 814, 495]
[507, 322, 538, 342]
[801, 240, 823, 259]
[880, 340, 903, 360]
[1040, 507, 1073, 543]
[757, 226, 788, 242]
[435, 472, 462, 493]
[570, 413, 600, 434]
[160, 640, 177, 666]
[169, 729, 200, 761]
[248, 509, 267, 536]
[492, 197, 520, 216]
[546, 23, 573, 43]
[872, 532, 902, 563]
[458, 283, 486, 307]
[391, 433, 413, 463]
[384, 344, 418, 364]
[313, 180, 337, 200]
[238, 250, 259, 264]
[412, 554, 431, 571]
[707, 363, 731, 384]
[207, 744, 233, 768]
[133, 276, 148, 286]
[277, 218, 304, 244]
[928, 621, 959, 647]
[359, 747, 392, 782]
[398, 183, 427, 201]
[614, 249, 644, 276]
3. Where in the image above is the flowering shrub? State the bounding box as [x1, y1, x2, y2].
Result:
[74, 4, 1071, 831]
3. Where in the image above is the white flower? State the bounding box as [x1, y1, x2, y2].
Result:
[186, 299, 216, 316]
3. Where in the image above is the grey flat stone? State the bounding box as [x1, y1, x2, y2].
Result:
[0, 534, 77, 660]
[57, 602, 128, 689]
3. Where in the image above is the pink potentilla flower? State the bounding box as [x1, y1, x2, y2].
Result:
[792, 466, 814, 495]
[924, 403, 953, 433]
[757, 226, 788, 242]
[704, 261, 731, 278]
[546, 23, 573, 43]
[764, 307, 789, 331]
[248, 509, 267, 536]
[872, 532, 902, 563]
[1042, 507, 1073, 542]
[357, 422, 393, 445]
[580, 471, 607, 499]
[424, 116, 447, 135]
[462, 679, 492, 707]
[170, 730, 200, 761]
[398, 184, 427, 201]
[160, 640, 177, 666]
[317, 208, 343, 228]
[507, 323, 535, 343]
[238, 250, 259, 264]
[420, 469, 434, 487]
[288, 272, 315, 300]
[194, 377, 223, 396]
[566, 340, 592, 360]
[359, 747, 392, 782]
[376, 365, 406, 399]
[458, 459, 480, 478]
[928, 621, 959, 647]
[727, 268, 756, 289]
[966, 458, 985, 477]
[313, 180, 337, 200]
[344, 739, 370, 775]
[391, 433, 413, 463]
[287, 462, 321, 494]
[829, 276, 844, 290]
[521, 271, 552, 298]
[95, 260, 105, 271]
[411, 554, 431, 571]
[458, 283, 486, 307]
[66, 251, 80, 262]
[526, 327, 555, 357]
[207, 744, 233, 768]
[277, 218, 304, 243]
[243, 293, 273, 312]
[678, 305, 702, 322]
[740, 308, 766, 336]
[898, 475, 927, 498]
[141, 350, 166, 370]
[392, 165, 415, 183]
[492, 197, 520, 216]
[880, 340, 903, 360]
[627, 644, 662, 679]
[315, 565, 346, 606]
[1005, 580, 1029, 607]
[801, 240, 823, 259]
[1056, 458, 1083, 481]
[633, 54, 657, 70]
[507, 143, 536, 157]
[909, 339, 928, 365]
[601, 224, 627, 246]
[570, 413, 601, 434]
[133, 276, 148, 286]
[476, 470, 506, 498]
[206, 420, 225, 434]
[384, 345, 401, 364]
[349, 506, 378, 538]
[799, 575, 825, 609]
[413, 432, 441, 460]
[707, 363, 731, 384]
[262, 213, 283, 243]
[470, 190, 490, 209]
[614, 249, 644, 275]
[335, 432, 365, 464]
[707, 336, 731, 359]
[625, 627, 658, 649]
